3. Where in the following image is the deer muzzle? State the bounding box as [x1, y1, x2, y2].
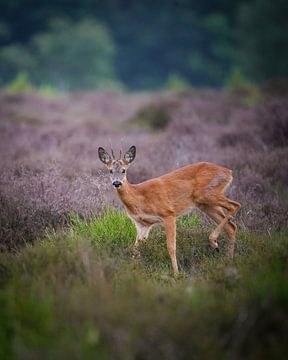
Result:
[113, 180, 122, 188]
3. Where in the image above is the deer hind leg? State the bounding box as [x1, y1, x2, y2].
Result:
[199, 204, 237, 259]
[207, 196, 240, 253]
[163, 216, 179, 275]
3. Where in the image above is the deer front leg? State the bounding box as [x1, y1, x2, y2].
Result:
[132, 222, 151, 258]
[163, 216, 179, 275]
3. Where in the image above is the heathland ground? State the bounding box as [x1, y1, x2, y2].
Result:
[0, 87, 287, 359]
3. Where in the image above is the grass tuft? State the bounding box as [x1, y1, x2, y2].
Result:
[70, 207, 136, 252]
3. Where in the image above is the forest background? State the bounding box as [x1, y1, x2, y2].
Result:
[1, 0, 287, 91]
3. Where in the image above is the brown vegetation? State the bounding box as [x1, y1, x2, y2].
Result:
[0, 90, 288, 249]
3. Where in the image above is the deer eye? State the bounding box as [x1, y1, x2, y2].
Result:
[109, 170, 113, 174]
[122, 169, 126, 174]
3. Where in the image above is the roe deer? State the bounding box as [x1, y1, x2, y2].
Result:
[98, 146, 241, 274]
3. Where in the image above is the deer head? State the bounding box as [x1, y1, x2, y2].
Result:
[98, 146, 136, 189]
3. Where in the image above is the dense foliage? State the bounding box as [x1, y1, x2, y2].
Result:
[0, 209, 287, 359]
[0, 0, 288, 89]
[0, 18, 118, 90]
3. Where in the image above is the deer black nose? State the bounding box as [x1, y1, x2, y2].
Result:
[113, 180, 122, 188]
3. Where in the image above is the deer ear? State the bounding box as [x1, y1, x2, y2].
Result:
[98, 147, 112, 165]
[123, 145, 136, 164]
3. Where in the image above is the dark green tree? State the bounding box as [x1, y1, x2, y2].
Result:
[0, 18, 120, 90]
[5, 0, 286, 89]
[237, 0, 288, 82]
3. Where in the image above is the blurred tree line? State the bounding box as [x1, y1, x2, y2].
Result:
[0, 0, 287, 90]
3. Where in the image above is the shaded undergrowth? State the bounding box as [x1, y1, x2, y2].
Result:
[0, 209, 287, 359]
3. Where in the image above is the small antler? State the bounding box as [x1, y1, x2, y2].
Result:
[108, 138, 115, 159]
[111, 148, 115, 159]
[120, 138, 124, 159]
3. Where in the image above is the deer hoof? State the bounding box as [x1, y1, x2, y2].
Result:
[131, 247, 141, 259]
[209, 232, 219, 249]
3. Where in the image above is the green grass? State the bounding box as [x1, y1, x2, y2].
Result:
[0, 208, 287, 359]
[70, 207, 136, 252]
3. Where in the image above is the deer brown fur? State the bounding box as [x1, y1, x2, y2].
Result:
[98, 145, 241, 274]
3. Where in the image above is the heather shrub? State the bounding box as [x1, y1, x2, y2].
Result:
[0, 192, 68, 251]
[168, 111, 202, 136]
[0, 89, 287, 249]
[261, 78, 288, 97]
[127, 102, 175, 130]
[223, 145, 288, 230]
[256, 98, 288, 147]
[253, 148, 288, 185]
[229, 147, 288, 187]
[218, 131, 260, 149]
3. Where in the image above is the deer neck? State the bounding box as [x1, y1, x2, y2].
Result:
[116, 180, 139, 211]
